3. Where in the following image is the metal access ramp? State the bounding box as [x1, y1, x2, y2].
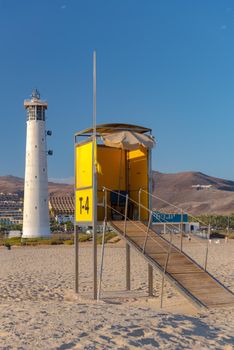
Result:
[110, 220, 234, 309]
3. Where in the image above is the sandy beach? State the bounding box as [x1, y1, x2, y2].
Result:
[0, 240, 233, 350]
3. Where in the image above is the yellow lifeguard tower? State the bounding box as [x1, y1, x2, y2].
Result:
[74, 123, 154, 223]
[74, 123, 155, 299]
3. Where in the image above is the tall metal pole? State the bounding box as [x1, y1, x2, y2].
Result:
[74, 134, 79, 294]
[92, 50, 98, 300]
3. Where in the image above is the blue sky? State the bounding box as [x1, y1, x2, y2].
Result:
[0, 0, 234, 181]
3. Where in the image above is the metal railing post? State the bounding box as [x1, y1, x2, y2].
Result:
[104, 188, 107, 220]
[124, 194, 129, 236]
[180, 209, 183, 252]
[143, 211, 152, 253]
[204, 223, 210, 271]
[138, 189, 141, 221]
[160, 229, 173, 308]
[227, 216, 230, 243]
[97, 188, 108, 300]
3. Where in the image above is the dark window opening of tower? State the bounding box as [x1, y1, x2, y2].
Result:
[27, 106, 45, 121]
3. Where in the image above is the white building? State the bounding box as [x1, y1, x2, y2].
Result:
[184, 222, 200, 233]
[22, 89, 52, 238]
[0, 193, 23, 225]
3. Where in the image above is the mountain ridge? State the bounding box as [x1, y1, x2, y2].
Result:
[1, 172, 234, 214]
[152, 171, 234, 214]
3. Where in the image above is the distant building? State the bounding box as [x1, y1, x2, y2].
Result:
[0, 193, 23, 225]
[49, 196, 74, 223]
[152, 211, 188, 224]
[184, 222, 200, 233]
[192, 184, 212, 190]
[8, 230, 22, 238]
[152, 210, 200, 235]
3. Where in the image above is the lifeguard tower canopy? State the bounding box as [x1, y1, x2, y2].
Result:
[74, 123, 155, 224]
[75, 123, 152, 138]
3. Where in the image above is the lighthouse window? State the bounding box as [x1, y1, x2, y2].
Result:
[35, 176, 37, 179]
[27, 106, 36, 121]
[35, 206, 37, 210]
[43, 168, 45, 172]
[36, 106, 45, 121]
[35, 145, 37, 148]
[26, 106, 45, 121]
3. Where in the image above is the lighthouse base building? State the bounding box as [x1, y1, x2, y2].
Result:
[22, 89, 51, 238]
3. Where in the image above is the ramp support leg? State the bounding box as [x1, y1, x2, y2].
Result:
[148, 264, 153, 296]
[74, 224, 79, 293]
[126, 243, 131, 290]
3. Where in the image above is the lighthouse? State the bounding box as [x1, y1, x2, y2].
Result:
[22, 89, 52, 238]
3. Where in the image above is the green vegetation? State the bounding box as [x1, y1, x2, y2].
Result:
[0, 236, 65, 247]
[0, 223, 22, 233]
[64, 240, 74, 245]
[97, 232, 119, 244]
[78, 233, 91, 242]
[189, 214, 234, 238]
[0, 231, 119, 246]
[50, 220, 74, 233]
[189, 214, 234, 228]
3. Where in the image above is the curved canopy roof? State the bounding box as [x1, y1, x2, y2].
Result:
[102, 130, 155, 150]
[75, 123, 152, 137]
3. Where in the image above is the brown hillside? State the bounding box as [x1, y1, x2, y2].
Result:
[153, 171, 234, 215]
[0, 176, 73, 196]
[1, 172, 234, 214]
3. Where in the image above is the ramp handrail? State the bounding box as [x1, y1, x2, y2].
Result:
[103, 187, 210, 271]
[139, 188, 211, 270]
[106, 202, 170, 255]
[139, 188, 211, 228]
[101, 187, 210, 307]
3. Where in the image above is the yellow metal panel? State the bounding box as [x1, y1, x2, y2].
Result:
[97, 146, 126, 190]
[96, 146, 126, 221]
[128, 147, 149, 219]
[75, 141, 93, 189]
[75, 188, 93, 222]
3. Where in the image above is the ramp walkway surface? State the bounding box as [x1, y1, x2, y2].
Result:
[110, 220, 234, 309]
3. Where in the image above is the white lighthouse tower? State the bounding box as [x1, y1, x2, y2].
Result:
[22, 89, 51, 238]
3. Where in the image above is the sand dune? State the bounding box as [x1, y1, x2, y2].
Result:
[0, 242, 233, 349]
